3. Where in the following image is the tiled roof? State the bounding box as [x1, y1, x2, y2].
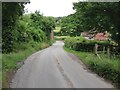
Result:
[95, 33, 108, 41]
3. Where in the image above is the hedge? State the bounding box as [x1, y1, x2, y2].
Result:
[64, 36, 113, 52]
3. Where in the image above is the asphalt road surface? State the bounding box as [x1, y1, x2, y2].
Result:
[11, 41, 114, 88]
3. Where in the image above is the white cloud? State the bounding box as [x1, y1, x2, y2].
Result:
[24, 0, 79, 17]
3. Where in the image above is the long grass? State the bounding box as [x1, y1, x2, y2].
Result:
[64, 47, 120, 88]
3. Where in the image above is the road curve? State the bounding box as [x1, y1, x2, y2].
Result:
[10, 41, 114, 88]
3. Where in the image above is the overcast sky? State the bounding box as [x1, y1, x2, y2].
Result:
[24, 0, 81, 17]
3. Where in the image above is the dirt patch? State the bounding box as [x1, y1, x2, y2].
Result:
[2, 70, 14, 88]
[2, 61, 25, 88]
[17, 61, 24, 70]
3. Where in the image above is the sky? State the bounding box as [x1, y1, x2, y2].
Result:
[24, 0, 81, 17]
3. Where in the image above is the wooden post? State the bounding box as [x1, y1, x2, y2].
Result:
[95, 44, 99, 55]
[50, 30, 54, 41]
[107, 46, 110, 58]
[103, 46, 105, 54]
[95, 44, 101, 59]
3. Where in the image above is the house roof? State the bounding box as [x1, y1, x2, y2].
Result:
[95, 33, 108, 41]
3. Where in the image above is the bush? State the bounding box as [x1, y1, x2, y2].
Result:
[75, 43, 95, 52]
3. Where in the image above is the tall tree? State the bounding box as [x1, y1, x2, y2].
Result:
[73, 2, 120, 49]
[2, 2, 25, 53]
[30, 11, 56, 39]
[60, 2, 120, 51]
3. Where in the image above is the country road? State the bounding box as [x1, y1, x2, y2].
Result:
[10, 41, 114, 88]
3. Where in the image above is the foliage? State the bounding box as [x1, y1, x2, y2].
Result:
[64, 36, 112, 52]
[60, 15, 77, 36]
[64, 47, 120, 88]
[30, 11, 56, 39]
[60, 2, 120, 52]
[2, 3, 56, 53]
[9, 13, 48, 52]
[2, 2, 26, 53]
[15, 15, 47, 43]
[73, 2, 120, 47]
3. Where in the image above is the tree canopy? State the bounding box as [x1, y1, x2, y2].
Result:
[2, 3, 56, 53]
[60, 2, 120, 50]
[2, 2, 25, 53]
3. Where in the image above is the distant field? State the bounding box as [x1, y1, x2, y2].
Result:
[54, 36, 69, 41]
[53, 27, 61, 33]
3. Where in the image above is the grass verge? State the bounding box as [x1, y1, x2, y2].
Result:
[64, 47, 120, 88]
[2, 41, 51, 88]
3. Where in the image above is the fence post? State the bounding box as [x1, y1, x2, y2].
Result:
[103, 46, 105, 54]
[107, 46, 110, 58]
[50, 30, 54, 41]
[94, 44, 101, 59]
[95, 44, 98, 55]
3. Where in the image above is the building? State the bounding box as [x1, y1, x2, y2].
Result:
[94, 33, 109, 41]
[81, 32, 94, 40]
[81, 31, 109, 41]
